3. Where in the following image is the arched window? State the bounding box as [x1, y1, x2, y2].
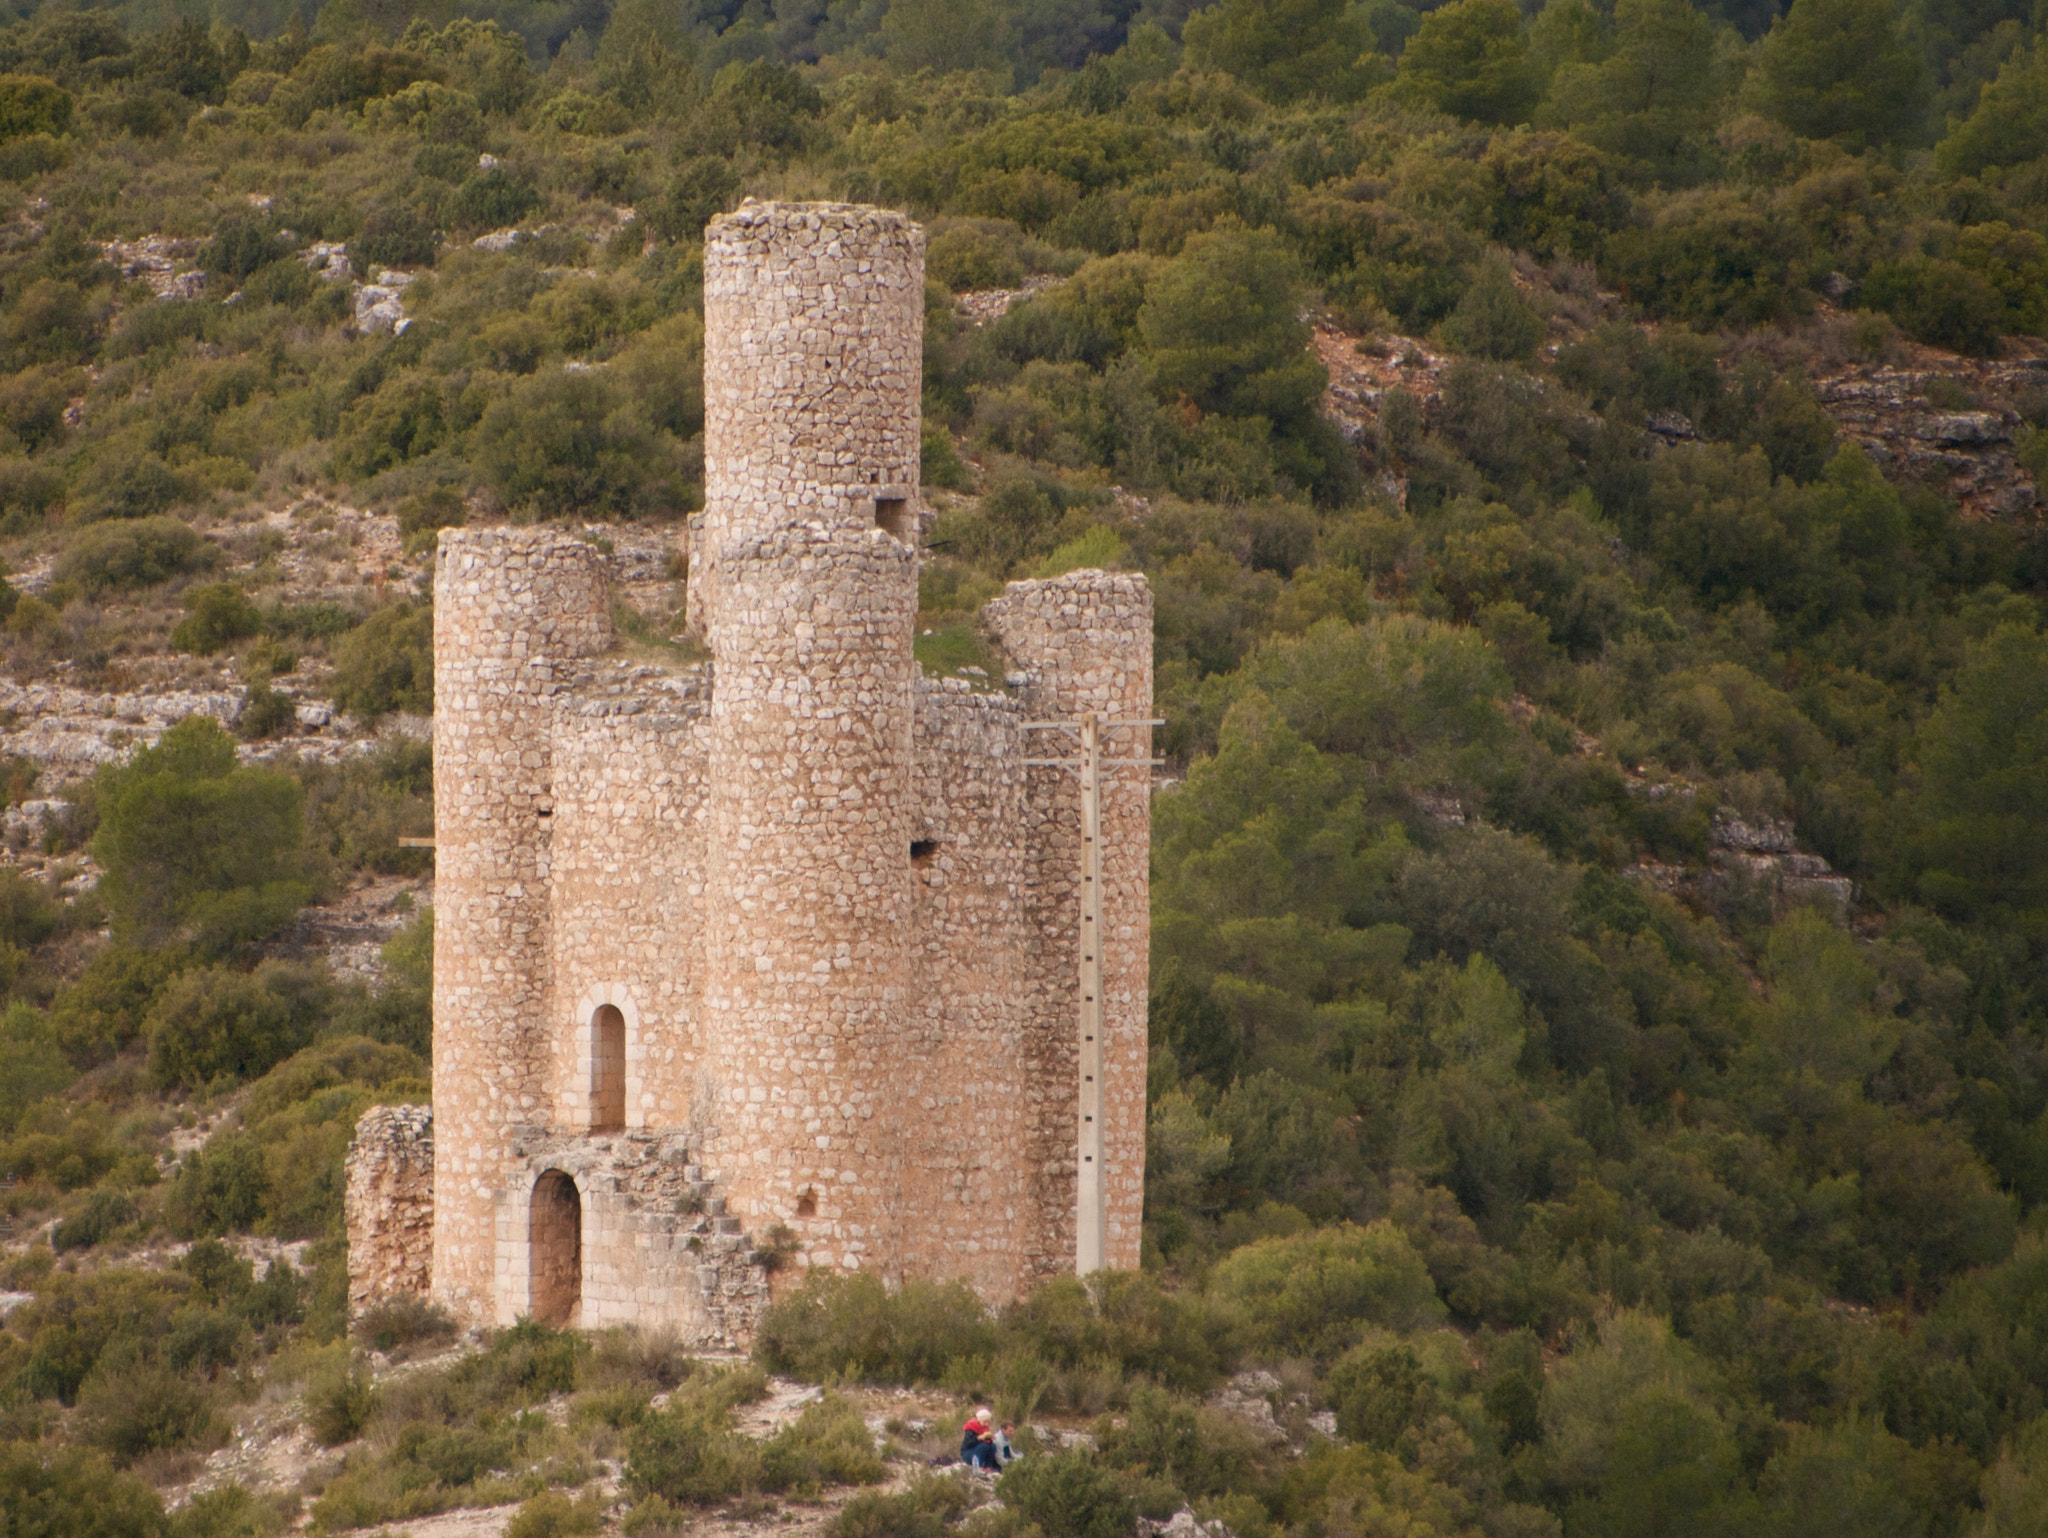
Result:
[530, 1171, 581, 1326]
[591, 1004, 625, 1132]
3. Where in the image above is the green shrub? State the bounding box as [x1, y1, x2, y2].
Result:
[241, 258, 317, 309]
[0, 74, 72, 141]
[829, 1475, 972, 1538]
[1327, 1344, 1438, 1448]
[167, 1483, 289, 1538]
[329, 601, 433, 721]
[77, 1347, 220, 1462]
[928, 222, 1026, 292]
[145, 960, 331, 1091]
[1862, 256, 2007, 357]
[49, 944, 189, 1067]
[624, 1397, 760, 1504]
[1440, 254, 1546, 364]
[171, 583, 262, 655]
[472, 371, 673, 519]
[356, 1294, 458, 1356]
[51, 1188, 138, 1252]
[0, 1443, 166, 1538]
[92, 717, 314, 953]
[505, 1490, 604, 1538]
[759, 1393, 886, 1494]
[350, 204, 437, 274]
[645, 156, 741, 243]
[237, 676, 297, 740]
[0, 1003, 74, 1135]
[997, 1450, 1134, 1538]
[306, 1350, 379, 1446]
[202, 213, 281, 284]
[52, 516, 213, 594]
[166, 1129, 270, 1236]
[755, 1270, 998, 1384]
[168, 1483, 289, 1538]
[1205, 1222, 1446, 1359]
[448, 168, 540, 232]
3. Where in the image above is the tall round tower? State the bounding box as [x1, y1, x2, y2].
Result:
[697, 202, 925, 1277]
[431, 528, 611, 1323]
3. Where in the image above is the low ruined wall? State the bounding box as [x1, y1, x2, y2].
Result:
[346, 1105, 435, 1317]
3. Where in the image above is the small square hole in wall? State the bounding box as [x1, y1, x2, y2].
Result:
[796, 1189, 817, 1218]
[911, 840, 940, 866]
[875, 497, 915, 542]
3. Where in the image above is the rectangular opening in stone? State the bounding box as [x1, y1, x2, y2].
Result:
[910, 839, 940, 866]
[875, 497, 915, 542]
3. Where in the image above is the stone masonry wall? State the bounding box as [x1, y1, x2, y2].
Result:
[901, 678, 1032, 1296]
[545, 670, 712, 1136]
[986, 570, 1155, 1277]
[693, 201, 924, 638]
[702, 522, 919, 1277]
[345, 1105, 434, 1317]
[432, 529, 611, 1323]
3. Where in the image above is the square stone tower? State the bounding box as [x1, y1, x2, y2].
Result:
[346, 202, 1153, 1342]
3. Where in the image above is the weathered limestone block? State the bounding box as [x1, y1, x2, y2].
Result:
[345, 1105, 434, 1316]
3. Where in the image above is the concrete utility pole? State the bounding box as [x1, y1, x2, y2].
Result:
[1024, 712, 1161, 1275]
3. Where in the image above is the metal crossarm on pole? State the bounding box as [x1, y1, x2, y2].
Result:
[1020, 712, 1162, 1275]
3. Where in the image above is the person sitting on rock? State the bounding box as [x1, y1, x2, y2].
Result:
[993, 1421, 1021, 1465]
[961, 1408, 999, 1469]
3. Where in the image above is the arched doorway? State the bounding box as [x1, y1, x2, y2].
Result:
[530, 1171, 581, 1326]
[591, 1004, 626, 1132]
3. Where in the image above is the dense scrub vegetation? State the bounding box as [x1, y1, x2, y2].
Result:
[0, 0, 2044, 1534]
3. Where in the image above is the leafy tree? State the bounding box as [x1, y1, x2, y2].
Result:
[165, 1128, 271, 1237]
[875, 0, 1015, 77]
[1907, 623, 2048, 928]
[0, 1444, 164, 1538]
[0, 75, 71, 142]
[91, 716, 314, 953]
[329, 602, 434, 721]
[1138, 226, 1324, 433]
[170, 584, 261, 655]
[1394, 0, 1541, 124]
[1753, 1416, 1939, 1538]
[996, 1451, 1134, 1538]
[145, 960, 331, 1091]
[1749, 0, 1926, 147]
[1205, 1221, 1445, 1357]
[1441, 253, 1547, 362]
[1935, 43, 2048, 178]
[1182, 0, 1377, 105]
[592, 0, 697, 114]
[1539, 0, 1723, 185]
[1862, 255, 2008, 356]
[0, 1003, 72, 1135]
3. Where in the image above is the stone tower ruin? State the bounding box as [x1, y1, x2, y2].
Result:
[346, 202, 1154, 1342]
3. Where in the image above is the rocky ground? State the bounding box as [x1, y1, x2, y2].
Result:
[157, 1347, 1316, 1538]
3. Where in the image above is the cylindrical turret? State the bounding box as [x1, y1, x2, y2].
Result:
[696, 202, 925, 1277]
[692, 202, 925, 635]
[431, 528, 610, 1323]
